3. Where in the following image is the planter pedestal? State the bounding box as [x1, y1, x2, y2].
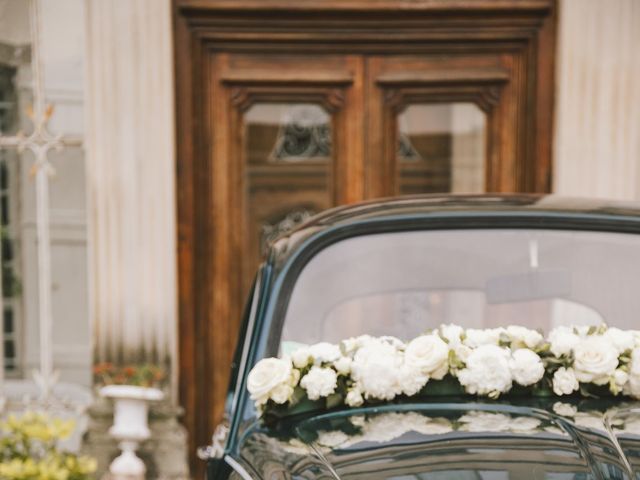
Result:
[100, 385, 164, 478]
[110, 440, 146, 476]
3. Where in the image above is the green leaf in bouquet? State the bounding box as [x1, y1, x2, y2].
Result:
[326, 393, 344, 410]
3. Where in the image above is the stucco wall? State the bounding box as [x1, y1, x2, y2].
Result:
[554, 0, 640, 200]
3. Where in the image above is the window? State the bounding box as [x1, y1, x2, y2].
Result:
[0, 63, 22, 376]
[0, 0, 90, 387]
[397, 103, 486, 194]
[281, 229, 640, 348]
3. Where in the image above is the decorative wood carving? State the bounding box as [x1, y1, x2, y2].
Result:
[226, 85, 349, 114]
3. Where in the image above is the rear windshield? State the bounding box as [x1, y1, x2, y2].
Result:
[280, 229, 640, 350]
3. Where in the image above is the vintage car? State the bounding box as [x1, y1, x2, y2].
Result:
[207, 194, 640, 479]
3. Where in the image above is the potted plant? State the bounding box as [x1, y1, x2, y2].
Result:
[0, 411, 97, 479]
[94, 363, 166, 477]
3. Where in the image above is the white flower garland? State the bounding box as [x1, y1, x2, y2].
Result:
[247, 324, 640, 416]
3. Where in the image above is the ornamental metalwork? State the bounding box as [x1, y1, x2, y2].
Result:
[269, 105, 331, 162]
[397, 133, 423, 162]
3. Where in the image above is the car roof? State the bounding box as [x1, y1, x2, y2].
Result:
[268, 194, 640, 267]
[292, 194, 640, 227]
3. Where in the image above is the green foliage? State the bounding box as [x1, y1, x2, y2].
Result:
[0, 412, 97, 480]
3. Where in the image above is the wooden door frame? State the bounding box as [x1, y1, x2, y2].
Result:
[173, 0, 556, 472]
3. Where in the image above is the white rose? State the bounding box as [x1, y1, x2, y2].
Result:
[463, 328, 504, 348]
[552, 402, 577, 417]
[247, 357, 295, 405]
[341, 335, 375, 355]
[457, 345, 512, 397]
[398, 365, 429, 396]
[404, 334, 450, 379]
[270, 383, 294, 404]
[309, 342, 341, 364]
[552, 367, 579, 396]
[345, 388, 364, 407]
[291, 347, 312, 369]
[379, 336, 405, 348]
[574, 325, 592, 337]
[353, 360, 400, 401]
[611, 368, 629, 395]
[626, 347, 640, 397]
[440, 324, 464, 346]
[614, 368, 629, 387]
[630, 348, 640, 376]
[333, 356, 352, 376]
[454, 344, 473, 363]
[300, 366, 338, 400]
[629, 376, 640, 398]
[351, 339, 402, 400]
[506, 326, 543, 349]
[573, 336, 619, 384]
[603, 327, 635, 354]
[341, 338, 359, 355]
[509, 348, 545, 386]
[548, 326, 581, 357]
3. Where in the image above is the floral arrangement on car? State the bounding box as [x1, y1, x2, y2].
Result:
[93, 362, 166, 389]
[247, 324, 640, 418]
[0, 412, 97, 480]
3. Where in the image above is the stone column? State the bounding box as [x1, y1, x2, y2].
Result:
[84, 1, 187, 477]
[84, 0, 178, 386]
[554, 0, 640, 199]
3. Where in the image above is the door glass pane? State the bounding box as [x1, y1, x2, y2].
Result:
[244, 103, 333, 288]
[397, 103, 486, 194]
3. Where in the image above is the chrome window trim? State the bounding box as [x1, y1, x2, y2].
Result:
[224, 455, 255, 480]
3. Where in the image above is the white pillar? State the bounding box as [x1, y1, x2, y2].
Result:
[554, 0, 640, 200]
[84, 0, 178, 399]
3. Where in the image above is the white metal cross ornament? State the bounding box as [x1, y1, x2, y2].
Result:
[0, 0, 82, 401]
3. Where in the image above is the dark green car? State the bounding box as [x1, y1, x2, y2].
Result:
[206, 195, 640, 479]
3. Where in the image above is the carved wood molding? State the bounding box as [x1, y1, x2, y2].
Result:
[379, 67, 508, 113]
[177, 0, 554, 11]
[228, 85, 347, 113]
[376, 68, 510, 86]
[221, 69, 353, 86]
[383, 84, 506, 114]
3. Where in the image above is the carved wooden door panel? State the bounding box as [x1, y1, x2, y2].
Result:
[207, 51, 365, 423]
[366, 55, 534, 197]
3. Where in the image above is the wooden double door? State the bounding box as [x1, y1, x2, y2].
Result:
[174, 0, 556, 471]
[215, 52, 536, 299]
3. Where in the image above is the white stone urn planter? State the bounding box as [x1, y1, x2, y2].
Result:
[100, 385, 164, 478]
